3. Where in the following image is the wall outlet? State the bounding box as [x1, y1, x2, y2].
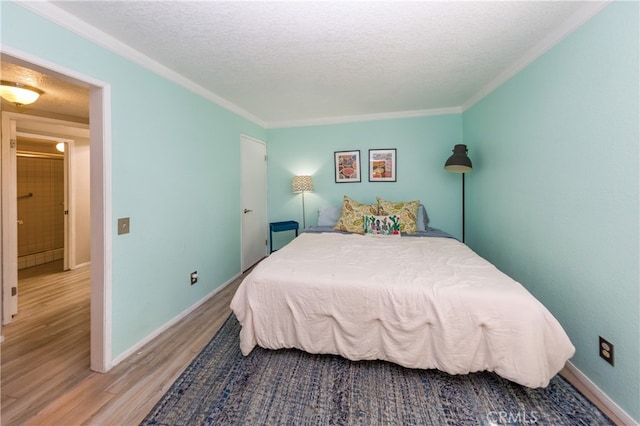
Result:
[599, 336, 614, 366]
[190, 271, 198, 285]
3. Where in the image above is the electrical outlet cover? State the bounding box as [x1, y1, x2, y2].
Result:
[599, 336, 614, 366]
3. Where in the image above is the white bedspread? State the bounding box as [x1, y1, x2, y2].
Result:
[230, 232, 574, 388]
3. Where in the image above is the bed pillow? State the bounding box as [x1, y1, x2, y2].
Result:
[364, 215, 401, 237]
[334, 196, 379, 234]
[377, 198, 419, 234]
[417, 204, 430, 231]
[317, 205, 343, 227]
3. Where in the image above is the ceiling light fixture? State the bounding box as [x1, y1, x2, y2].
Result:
[0, 80, 44, 106]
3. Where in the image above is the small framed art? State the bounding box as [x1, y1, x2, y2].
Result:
[334, 150, 361, 183]
[369, 149, 396, 182]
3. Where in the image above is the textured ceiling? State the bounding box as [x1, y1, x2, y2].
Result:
[6, 1, 608, 126]
[1, 56, 90, 122]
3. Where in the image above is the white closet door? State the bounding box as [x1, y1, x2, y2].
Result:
[240, 135, 267, 271]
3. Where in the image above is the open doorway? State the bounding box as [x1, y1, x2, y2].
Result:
[1, 48, 112, 378]
[0, 98, 95, 423]
[15, 133, 75, 273]
[2, 115, 89, 316]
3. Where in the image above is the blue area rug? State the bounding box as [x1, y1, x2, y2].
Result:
[142, 315, 613, 425]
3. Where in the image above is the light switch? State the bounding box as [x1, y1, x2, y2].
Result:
[118, 217, 130, 235]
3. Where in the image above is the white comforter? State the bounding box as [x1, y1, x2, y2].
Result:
[230, 232, 574, 388]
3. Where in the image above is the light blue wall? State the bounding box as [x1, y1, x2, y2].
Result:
[266, 115, 464, 247]
[2, 2, 266, 357]
[463, 2, 639, 421]
[4, 1, 638, 420]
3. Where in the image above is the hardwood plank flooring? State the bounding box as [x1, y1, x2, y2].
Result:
[2, 261, 91, 425]
[1, 261, 625, 425]
[1, 260, 243, 425]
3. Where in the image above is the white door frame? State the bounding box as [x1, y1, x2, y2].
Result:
[1, 118, 18, 321]
[0, 46, 113, 373]
[15, 131, 75, 272]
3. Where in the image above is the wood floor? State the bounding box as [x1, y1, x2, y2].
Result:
[1, 261, 625, 425]
[1, 260, 243, 425]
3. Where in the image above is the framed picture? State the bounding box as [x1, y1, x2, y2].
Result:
[334, 150, 361, 183]
[369, 149, 396, 182]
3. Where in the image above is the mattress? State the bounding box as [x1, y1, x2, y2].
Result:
[230, 232, 575, 388]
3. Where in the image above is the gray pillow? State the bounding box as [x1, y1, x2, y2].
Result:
[317, 205, 343, 227]
[417, 204, 429, 231]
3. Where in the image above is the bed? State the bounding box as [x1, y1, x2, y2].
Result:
[230, 200, 575, 388]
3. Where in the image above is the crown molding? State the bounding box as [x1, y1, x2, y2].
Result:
[12, 2, 460, 131]
[16, 1, 266, 128]
[14, 1, 612, 130]
[266, 106, 462, 129]
[462, 1, 612, 112]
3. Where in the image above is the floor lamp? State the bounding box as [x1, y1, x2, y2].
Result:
[292, 175, 313, 229]
[444, 144, 472, 243]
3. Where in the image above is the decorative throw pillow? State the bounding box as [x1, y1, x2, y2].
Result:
[377, 198, 419, 234]
[334, 196, 378, 234]
[364, 215, 401, 237]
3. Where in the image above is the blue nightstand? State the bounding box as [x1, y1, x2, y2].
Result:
[269, 221, 299, 253]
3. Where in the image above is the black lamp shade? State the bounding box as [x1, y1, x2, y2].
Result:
[444, 144, 472, 173]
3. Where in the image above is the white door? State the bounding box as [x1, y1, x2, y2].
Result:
[240, 135, 267, 271]
[1, 121, 74, 325]
[1, 116, 18, 323]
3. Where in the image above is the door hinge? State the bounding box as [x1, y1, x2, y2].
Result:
[265, 239, 268, 246]
[11, 287, 17, 296]
[264, 155, 267, 162]
[64, 210, 69, 215]
[10, 139, 17, 148]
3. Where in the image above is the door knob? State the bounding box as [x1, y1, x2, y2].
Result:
[243, 209, 253, 214]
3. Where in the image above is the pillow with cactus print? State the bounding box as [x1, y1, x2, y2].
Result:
[377, 198, 419, 234]
[364, 215, 401, 237]
[333, 195, 379, 234]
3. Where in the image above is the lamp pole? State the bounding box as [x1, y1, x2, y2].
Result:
[301, 190, 307, 229]
[462, 173, 466, 243]
[444, 144, 472, 243]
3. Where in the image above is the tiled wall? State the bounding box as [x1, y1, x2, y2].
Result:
[18, 248, 64, 270]
[16, 140, 65, 269]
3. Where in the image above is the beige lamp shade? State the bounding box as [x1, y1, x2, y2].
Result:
[292, 175, 314, 193]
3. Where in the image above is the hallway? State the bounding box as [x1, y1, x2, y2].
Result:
[1, 260, 91, 425]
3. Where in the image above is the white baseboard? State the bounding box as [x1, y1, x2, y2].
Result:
[565, 361, 637, 425]
[70, 261, 91, 270]
[111, 272, 241, 366]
